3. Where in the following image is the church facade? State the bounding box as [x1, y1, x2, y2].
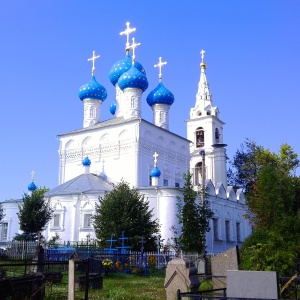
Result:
[0, 23, 252, 254]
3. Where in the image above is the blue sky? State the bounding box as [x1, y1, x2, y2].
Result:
[0, 1, 299, 201]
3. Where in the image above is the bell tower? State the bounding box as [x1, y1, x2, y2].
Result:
[186, 51, 227, 187]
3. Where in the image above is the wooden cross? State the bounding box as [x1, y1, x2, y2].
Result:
[129, 37, 140, 63]
[153, 151, 159, 167]
[154, 57, 167, 82]
[88, 51, 100, 75]
[120, 22, 136, 52]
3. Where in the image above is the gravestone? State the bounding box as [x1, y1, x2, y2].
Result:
[211, 246, 239, 289]
[164, 258, 200, 300]
[227, 270, 279, 299]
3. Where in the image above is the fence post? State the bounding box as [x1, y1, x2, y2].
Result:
[177, 289, 181, 300]
[84, 258, 90, 300]
[68, 256, 75, 300]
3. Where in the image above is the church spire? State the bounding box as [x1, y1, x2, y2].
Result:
[196, 50, 212, 105]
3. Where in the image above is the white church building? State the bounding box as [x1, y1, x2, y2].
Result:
[0, 23, 252, 254]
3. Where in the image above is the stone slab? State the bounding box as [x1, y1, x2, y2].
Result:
[226, 270, 279, 299]
[211, 246, 239, 289]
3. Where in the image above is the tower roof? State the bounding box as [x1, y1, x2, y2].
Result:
[118, 64, 148, 92]
[147, 57, 174, 106]
[147, 82, 174, 106]
[78, 75, 107, 101]
[108, 55, 145, 86]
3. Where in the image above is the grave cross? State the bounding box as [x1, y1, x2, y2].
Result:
[88, 51, 100, 75]
[107, 234, 117, 251]
[154, 57, 167, 82]
[120, 22, 136, 53]
[139, 235, 146, 253]
[117, 231, 130, 254]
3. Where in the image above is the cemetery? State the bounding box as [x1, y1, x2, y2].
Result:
[0, 239, 300, 299]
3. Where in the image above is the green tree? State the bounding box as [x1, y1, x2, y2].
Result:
[232, 141, 300, 276]
[16, 188, 52, 241]
[176, 171, 213, 254]
[227, 139, 277, 194]
[93, 180, 160, 251]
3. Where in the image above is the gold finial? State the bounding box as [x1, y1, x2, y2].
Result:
[200, 50, 206, 69]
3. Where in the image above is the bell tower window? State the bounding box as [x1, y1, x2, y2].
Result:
[196, 127, 204, 148]
[215, 128, 220, 143]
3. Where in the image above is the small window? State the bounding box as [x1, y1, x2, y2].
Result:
[213, 219, 219, 240]
[207, 111, 211, 115]
[84, 214, 92, 228]
[236, 223, 241, 242]
[225, 220, 231, 241]
[175, 182, 180, 188]
[163, 179, 168, 187]
[53, 214, 60, 227]
[1, 222, 8, 241]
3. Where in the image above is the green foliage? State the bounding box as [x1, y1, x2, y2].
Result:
[227, 139, 277, 194]
[232, 140, 300, 276]
[17, 188, 52, 240]
[240, 230, 297, 277]
[176, 171, 213, 254]
[92, 180, 160, 251]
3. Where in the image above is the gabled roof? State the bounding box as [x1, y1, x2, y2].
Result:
[44, 173, 114, 197]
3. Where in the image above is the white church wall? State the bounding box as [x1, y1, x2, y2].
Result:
[0, 199, 21, 244]
[58, 120, 141, 186]
[139, 121, 190, 188]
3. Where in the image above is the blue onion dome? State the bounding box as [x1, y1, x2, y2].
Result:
[118, 64, 148, 92]
[82, 156, 91, 166]
[150, 166, 161, 177]
[28, 181, 37, 191]
[108, 55, 146, 86]
[78, 75, 107, 101]
[146, 82, 174, 107]
[110, 100, 116, 115]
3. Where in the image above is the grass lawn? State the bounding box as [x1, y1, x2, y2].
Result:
[45, 271, 167, 300]
[88, 272, 167, 300]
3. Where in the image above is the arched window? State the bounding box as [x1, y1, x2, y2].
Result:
[89, 107, 96, 118]
[207, 110, 211, 115]
[195, 127, 204, 147]
[215, 128, 220, 143]
[194, 162, 203, 185]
